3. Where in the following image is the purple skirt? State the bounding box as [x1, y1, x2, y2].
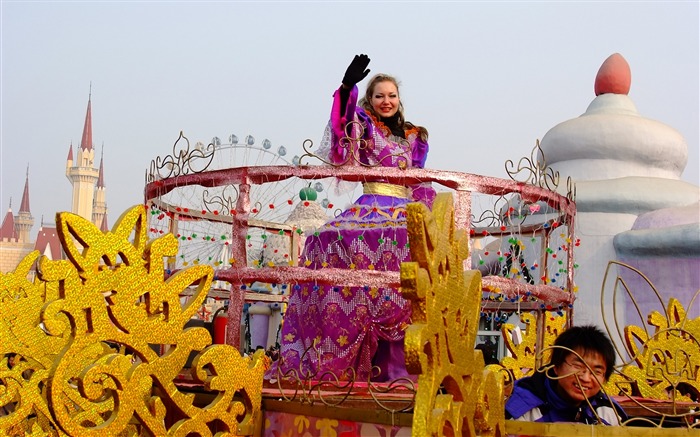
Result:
[270, 194, 413, 381]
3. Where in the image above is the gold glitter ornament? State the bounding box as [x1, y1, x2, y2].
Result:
[401, 193, 505, 437]
[487, 311, 568, 388]
[0, 250, 62, 434]
[0, 205, 268, 436]
[606, 297, 700, 404]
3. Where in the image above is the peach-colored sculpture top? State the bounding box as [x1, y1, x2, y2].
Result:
[594, 52, 631, 96]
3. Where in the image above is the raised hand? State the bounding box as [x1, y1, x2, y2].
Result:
[342, 54, 371, 87]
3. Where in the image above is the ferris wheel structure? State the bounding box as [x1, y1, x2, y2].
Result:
[146, 131, 338, 292]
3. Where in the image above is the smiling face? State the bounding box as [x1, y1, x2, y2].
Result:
[370, 80, 400, 118]
[553, 349, 608, 405]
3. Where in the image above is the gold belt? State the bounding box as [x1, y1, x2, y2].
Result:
[363, 182, 410, 198]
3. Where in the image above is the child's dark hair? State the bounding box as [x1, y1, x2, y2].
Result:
[550, 325, 616, 379]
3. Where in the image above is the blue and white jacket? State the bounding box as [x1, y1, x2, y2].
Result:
[505, 371, 627, 425]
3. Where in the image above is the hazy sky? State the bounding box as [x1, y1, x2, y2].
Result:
[1, 1, 698, 233]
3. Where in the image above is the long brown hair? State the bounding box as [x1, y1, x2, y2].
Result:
[358, 74, 428, 141]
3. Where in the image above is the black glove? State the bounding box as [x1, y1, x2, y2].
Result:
[342, 54, 371, 87]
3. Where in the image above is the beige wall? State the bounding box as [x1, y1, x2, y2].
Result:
[0, 240, 34, 274]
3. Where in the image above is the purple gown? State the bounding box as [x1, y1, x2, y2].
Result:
[272, 85, 435, 382]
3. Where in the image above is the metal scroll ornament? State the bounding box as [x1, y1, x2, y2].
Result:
[602, 261, 700, 426]
[0, 205, 268, 436]
[202, 185, 239, 216]
[505, 140, 560, 192]
[401, 193, 505, 436]
[299, 120, 411, 168]
[148, 131, 216, 182]
[272, 339, 416, 413]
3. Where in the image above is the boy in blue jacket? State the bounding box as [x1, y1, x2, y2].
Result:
[505, 325, 627, 425]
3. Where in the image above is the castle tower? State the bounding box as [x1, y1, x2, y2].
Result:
[92, 147, 108, 229]
[66, 92, 99, 220]
[15, 166, 34, 243]
[0, 194, 35, 274]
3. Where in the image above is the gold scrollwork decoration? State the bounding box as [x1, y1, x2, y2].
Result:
[401, 192, 505, 436]
[0, 205, 268, 436]
[486, 311, 568, 389]
[598, 261, 700, 426]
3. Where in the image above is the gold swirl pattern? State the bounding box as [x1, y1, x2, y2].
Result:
[401, 192, 505, 436]
[486, 312, 568, 388]
[0, 205, 267, 436]
[605, 297, 700, 416]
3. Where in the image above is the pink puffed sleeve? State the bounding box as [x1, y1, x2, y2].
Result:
[329, 85, 359, 164]
[411, 136, 429, 168]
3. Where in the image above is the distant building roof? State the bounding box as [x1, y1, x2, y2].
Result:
[34, 225, 62, 260]
[0, 210, 18, 240]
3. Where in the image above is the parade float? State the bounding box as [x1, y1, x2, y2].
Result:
[1, 53, 698, 436]
[1, 134, 697, 436]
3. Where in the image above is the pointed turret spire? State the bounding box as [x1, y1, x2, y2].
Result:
[92, 143, 108, 228]
[19, 165, 31, 214]
[67, 142, 74, 161]
[0, 209, 17, 241]
[14, 165, 34, 243]
[100, 214, 109, 233]
[80, 85, 93, 151]
[97, 146, 105, 188]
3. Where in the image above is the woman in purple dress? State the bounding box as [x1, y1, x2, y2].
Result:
[274, 54, 435, 382]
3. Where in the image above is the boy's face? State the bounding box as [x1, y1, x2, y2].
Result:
[553, 348, 607, 405]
